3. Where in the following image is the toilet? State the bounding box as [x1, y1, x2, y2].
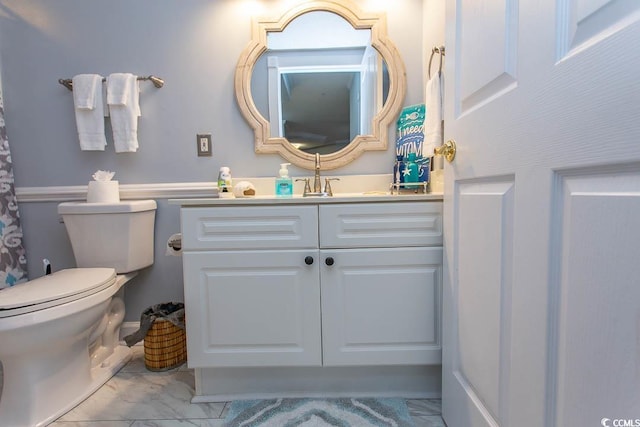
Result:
[0, 199, 156, 427]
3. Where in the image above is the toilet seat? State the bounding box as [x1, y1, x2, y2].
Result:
[0, 268, 116, 318]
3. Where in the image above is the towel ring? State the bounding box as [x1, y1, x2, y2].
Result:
[428, 46, 445, 79]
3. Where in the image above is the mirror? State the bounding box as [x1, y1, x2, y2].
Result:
[279, 70, 365, 155]
[235, 0, 406, 170]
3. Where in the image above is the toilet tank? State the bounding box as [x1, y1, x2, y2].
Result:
[58, 200, 157, 273]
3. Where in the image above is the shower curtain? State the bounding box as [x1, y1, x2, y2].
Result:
[0, 85, 27, 289]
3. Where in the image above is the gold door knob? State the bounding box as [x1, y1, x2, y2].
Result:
[434, 140, 457, 163]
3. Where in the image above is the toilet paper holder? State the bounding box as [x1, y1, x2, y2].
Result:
[166, 233, 182, 256]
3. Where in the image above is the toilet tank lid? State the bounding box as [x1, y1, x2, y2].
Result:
[58, 199, 157, 214]
[0, 268, 116, 310]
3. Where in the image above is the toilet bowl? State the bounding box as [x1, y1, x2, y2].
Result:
[0, 200, 156, 426]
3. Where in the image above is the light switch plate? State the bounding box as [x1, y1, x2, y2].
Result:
[197, 134, 212, 157]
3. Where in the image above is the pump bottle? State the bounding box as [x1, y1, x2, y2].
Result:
[275, 163, 293, 197]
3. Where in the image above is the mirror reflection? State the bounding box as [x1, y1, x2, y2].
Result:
[250, 10, 389, 155]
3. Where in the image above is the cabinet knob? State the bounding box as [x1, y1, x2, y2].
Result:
[325, 257, 334, 266]
[304, 256, 314, 265]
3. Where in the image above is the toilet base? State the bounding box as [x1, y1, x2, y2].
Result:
[0, 273, 141, 426]
[42, 345, 132, 426]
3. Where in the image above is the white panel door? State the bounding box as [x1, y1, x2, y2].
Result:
[442, 0, 640, 426]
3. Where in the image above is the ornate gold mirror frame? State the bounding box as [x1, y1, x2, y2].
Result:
[234, 0, 407, 170]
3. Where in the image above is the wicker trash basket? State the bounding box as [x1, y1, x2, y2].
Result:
[144, 316, 187, 372]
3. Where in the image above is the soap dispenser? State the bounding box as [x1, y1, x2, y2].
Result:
[275, 163, 293, 197]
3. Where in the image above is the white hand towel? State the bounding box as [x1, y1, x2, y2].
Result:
[106, 72, 131, 106]
[107, 73, 141, 153]
[72, 74, 107, 151]
[423, 71, 443, 154]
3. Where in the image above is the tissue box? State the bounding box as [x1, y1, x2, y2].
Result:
[87, 181, 120, 203]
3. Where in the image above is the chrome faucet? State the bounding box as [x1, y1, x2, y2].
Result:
[313, 153, 322, 193]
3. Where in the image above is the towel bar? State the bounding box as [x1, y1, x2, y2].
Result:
[428, 46, 445, 79]
[58, 75, 164, 91]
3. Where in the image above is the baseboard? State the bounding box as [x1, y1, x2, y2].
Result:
[191, 391, 442, 404]
[120, 321, 141, 342]
[193, 365, 442, 402]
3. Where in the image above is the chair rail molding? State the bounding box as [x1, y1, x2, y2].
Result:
[16, 182, 220, 203]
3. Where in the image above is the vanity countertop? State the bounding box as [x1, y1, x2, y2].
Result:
[169, 192, 443, 207]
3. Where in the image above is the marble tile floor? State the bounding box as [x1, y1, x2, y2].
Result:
[0, 347, 446, 426]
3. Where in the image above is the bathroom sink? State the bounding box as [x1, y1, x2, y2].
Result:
[332, 191, 389, 197]
[303, 192, 379, 198]
[303, 192, 333, 198]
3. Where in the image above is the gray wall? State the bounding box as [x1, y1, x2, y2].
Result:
[0, 0, 426, 320]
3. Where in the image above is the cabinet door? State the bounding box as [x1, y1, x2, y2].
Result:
[183, 250, 321, 367]
[321, 247, 442, 366]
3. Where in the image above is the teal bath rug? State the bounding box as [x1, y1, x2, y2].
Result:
[223, 397, 415, 427]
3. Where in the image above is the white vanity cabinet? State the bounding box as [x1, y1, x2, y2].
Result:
[319, 202, 443, 366]
[181, 205, 321, 367]
[179, 199, 442, 369]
